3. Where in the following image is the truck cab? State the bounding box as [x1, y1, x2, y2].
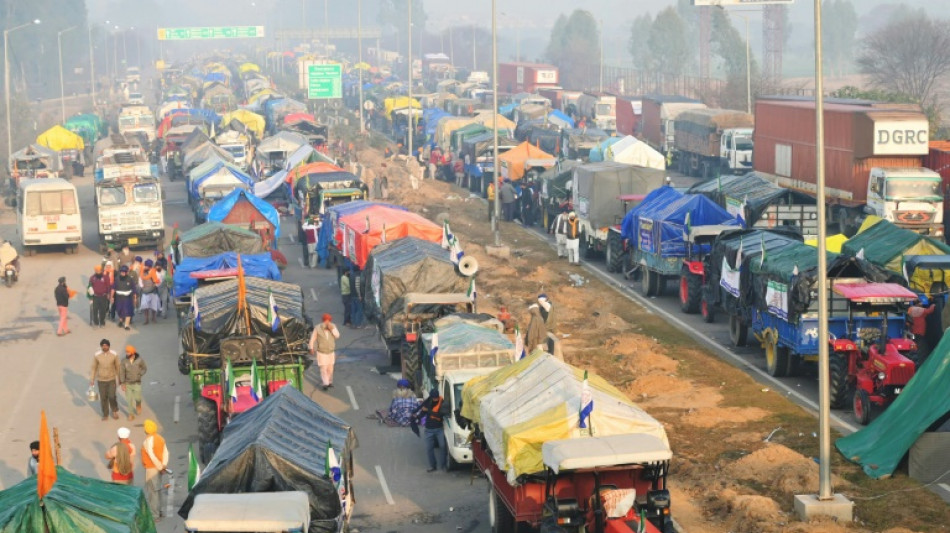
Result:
[866, 167, 943, 236]
[720, 127, 754, 173]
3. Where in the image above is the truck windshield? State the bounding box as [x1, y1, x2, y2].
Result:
[133, 183, 160, 202]
[98, 186, 126, 206]
[885, 179, 942, 201]
[452, 383, 465, 411]
[223, 145, 246, 159]
[734, 134, 753, 151]
[596, 103, 615, 116]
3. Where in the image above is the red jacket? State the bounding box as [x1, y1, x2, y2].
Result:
[907, 304, 935, 336]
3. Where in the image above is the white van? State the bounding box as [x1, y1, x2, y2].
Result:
[17, 178, 82, 255]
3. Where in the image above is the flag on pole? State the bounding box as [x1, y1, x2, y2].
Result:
[759, 233, 767, 268]
[192, 289, 201, 332]
[268, 289, 280, 332]
[441, 220, 451, 249]
[37, 410, 57, 499]
[442, 220, 464, 264]
[514, 326, 526, 360]
[735, 237, 743, 267]
[579, 370, 594, 431]
[429, 332, 439, 363]
[325, 441, 341, 484]
[236, 254, 247, 312]
[683, 211, 691, 241]
[187, 443, 201, 490]
[466, 278, 476, 300]
[250, 359, 263, 403]
[227, 359, 238, 403]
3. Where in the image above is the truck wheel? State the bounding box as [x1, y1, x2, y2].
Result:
[401, 341, 422, 395]
[765, 343, 790, 378]
[701, 296, 715, 323]
[679, 273, 701, 314]
[579, 229, 593, 259]
[728, 315, 748, 347]
[640, 269, 658, 297]
[853, 388, 871, 425]
[829, 353, 851, 409]
[489, 485, 515, 533]
[606, 233, 623, 273]
[196, 398, 221, 464]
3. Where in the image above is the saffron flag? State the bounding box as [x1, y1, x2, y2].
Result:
[236, 254, 247, 312]
[37, 410, 57, 498]
[268, 289, 280, 332]
[187, 443, 201, 490]
[579, 370, 594, 430]
[227, 359, 238, 403]
[250, 359, 263, 403]
[325, 441, 341, 484]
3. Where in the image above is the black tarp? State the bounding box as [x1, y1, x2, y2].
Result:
[688, 172, 814, 226]
[178, 386, 357, 533]
[179, 277, 311, 368]
[179, 222, 265, 258]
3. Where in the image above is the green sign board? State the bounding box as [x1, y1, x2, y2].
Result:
[307, 64, 343, 100]
[157, 26, 265, 41]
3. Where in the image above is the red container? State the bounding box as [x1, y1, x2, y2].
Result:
[498, 62, 559, 94]
[615, 97, 641, 137]
[538, 88, 563, 110]
[925, 141, 950, 191]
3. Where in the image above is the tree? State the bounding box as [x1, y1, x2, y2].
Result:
[544, 10, 600, 90]
[857, 12, 950, 105]
[821, 0, 858, 76]
[709, 10, 758, 111]
[647, 7, 689, 77]
[628, 13, 654, 72]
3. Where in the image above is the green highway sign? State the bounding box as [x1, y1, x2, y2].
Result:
[157, 26, 265, 41]
[307, 64, 343, 100]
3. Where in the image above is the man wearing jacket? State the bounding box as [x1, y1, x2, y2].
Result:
[90, 339, 121, 420]
[417, 388, 450, 472]
[119, 345, 148, 420]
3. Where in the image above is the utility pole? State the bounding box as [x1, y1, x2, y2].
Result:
[357, 0, 365, 134]
[325, 0, 330, 57]
[5, 19, 42, 163]
[492, 0, 500, 243]
[472, 24, 476, 71]
[88, 23, 96, 109]
[58, 26, 78, 123]
[407, 0, 413, 162]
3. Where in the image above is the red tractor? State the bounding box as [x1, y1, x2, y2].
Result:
[828, 283, 919, 425]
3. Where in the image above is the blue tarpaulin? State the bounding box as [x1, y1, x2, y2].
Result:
[317, 201, 407, 265]
[171, 107, 221, 126]
[588, 137, 623, 162]
[207, 189, 281, 238]
[424, 108, 451, 138]
[173, 252, 281, 297]
[620, 187, 682, 243]
[499, 103, 516, 117]
[625, 187, 740, 257]
[548, 109, 575, 129]
[204, 72, 228, 84]
[189, 161, 255, 198]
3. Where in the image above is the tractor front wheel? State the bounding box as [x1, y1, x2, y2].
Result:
[606, 233, 623, 273]
[853, 389, 871, 425]
[679, 273, 702, 314]
[829, 353, 851, 409]
[196, 398, 221, 464]
[401, 340, 423, 395]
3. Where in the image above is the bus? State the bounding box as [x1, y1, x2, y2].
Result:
[16, 178, 82, 255]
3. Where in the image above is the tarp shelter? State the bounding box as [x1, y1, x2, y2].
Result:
[221, 109, 265, 139]
[840, 219, 950, 280]
[383, 96, 422, 119]
[627, 188, 741, 258]
[362, 237, 471, 322]
[157, 100, 190, 121]
[420, 321, 514, 376]
[602, 135, 665, 170]
[179, 222, 265, 258]
[36, 125, 85, 152]
[836, 332, 950, 478]
[587, 137, 623, 162]
[183, 142, 234, 171]
[688, 172, 806, 226]
[460, 352, 670, 484]
[620, 187, 683, 244]
[181, 128, 213, 155]
[435, 116, 478, 151]
[319, 201, 408, 265]
[188, 158, 253, 198]
[64, 114, 107, 145]
[238, 62, 260, 74]
[804, 234, 849, 254]
[574, 162, 666, 232]
[287, 162, 345, 186]
[254, 169, 290, 198]
[207, 188, 281, 240]
[470, 111, 517, 132]
[172, 251, 280, 298]
[178, 386, 356, 533]
[338, 206, 442, 269]
[0, 467, 156, 532]
[498, 141, 556, 181]
[258, 131, 309, 156]
[547, 109, 575, 129]
[9, 144, 62, 174]
[424, 108, 452, 140]
[286, 143, 336, 171]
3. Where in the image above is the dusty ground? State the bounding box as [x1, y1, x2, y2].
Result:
[353, 143, 950, 533]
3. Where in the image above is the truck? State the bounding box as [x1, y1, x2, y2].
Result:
[576, 92, 617, 133]
[673, 108, 754, 178]
[420, 317, 513, 468]
[560, 127, 609, 161]
[640, 96, 707, 160]
[422, 52, 454, 90]
[753, 98, 944, 237]
[214, 129, 251, 170]
[572, 162, 666, 258]
[616, 96, 642, 137]
[95, 172, 164, 253]
[462, 352, 675, 533]
[117, 104, 157, 142]
[498, 62, 560, 94]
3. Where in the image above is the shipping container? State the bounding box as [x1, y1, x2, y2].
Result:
[640, 95, 706, 155]
[615, 96, 642, 137]
[925, 141, 950, 186]
[498, 62, 559, 95]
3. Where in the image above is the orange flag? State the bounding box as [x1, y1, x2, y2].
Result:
[236, 253, 247, 312]
[37, 410, 57, 498]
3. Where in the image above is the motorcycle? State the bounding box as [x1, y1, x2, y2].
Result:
[0, 241, 19, 287]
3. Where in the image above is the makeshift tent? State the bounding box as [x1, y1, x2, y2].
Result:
[36, 125, 85, 152]
[337, 206, 442, 269]
[629, 188, 741, 258]
[423, 108, 451, 139]
[362, 237, 471, 322]
[64, 114, 107, 145]
[188, 159, 253, 198]
[620, 187, 683, 244]
[836, 332, 950, 479]
[179, 222, 265, 258]
[435, 116, 477, 150]
[547, 109, 575, 129]
[574, 162, 666, 232]
[318, 201, 408, 265]
[285, 143, 336, 171]
[840, 219, 950, 278]
[181, 128, 213, 155]
[587, 137, 623, 162]
[420, 321, 514, 372]
[254, 169, 290, 198]
[804, 234, 849, 254]
[178, 386, 356, 533]
[283, 112, 316, 125]
[460, 352, 669, 483]
[238, 62, 260, 74]
[498, 141, 556, 180]
[0, 467, 156, 532]
[383, 96, 422, 119]
[688, 172, 809, 226]
[173, 251, 280, 298]
[602, 135, 665, 170]
[207, 188, 281, 239]
[183, 142, 234, 170]
[470, 111, 517, 132]
[287, 162, 345, 185]
[258, 131, 309, 155]
[221, 109, 265, 139]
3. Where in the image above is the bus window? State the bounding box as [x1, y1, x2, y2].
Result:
[27, 190, 78, 216]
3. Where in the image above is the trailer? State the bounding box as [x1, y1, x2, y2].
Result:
[673, 108, 753, 177]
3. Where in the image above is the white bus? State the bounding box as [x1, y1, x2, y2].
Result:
[16, 178, 82, 255]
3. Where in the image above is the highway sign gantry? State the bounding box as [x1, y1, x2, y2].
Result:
[157, 26, 265, 41]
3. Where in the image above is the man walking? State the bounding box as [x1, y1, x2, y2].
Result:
[119, 345, 147, 420]
[301, 217, 319, 268]
[499, 179, 517, 221]
[105, 427, 135, 485]
[141, 419, 169, 522]
[309, 314, 341, 391]
[525, 303, 548, 354]
[340, 272, 353, 327]
[54, 276, 72, 336]
[552, 211, 567, 258]
[89, 265, 112, 327]
[417, 388, 449, 472]
[557, 212, 581, 264]
[90, 339, 121, 420]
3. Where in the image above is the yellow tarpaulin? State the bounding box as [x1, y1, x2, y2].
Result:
[383, 96, 422, 119]
[470, 111, 516, 131]
[221, 110, 265, 139]
[238, 62, 260, 74]
[858, 215, 883, 234]
[804, 234, 848, 254]
[36, 125, 84, 151]
[462, 352, 669, 483]
[498, 141, 556, 181]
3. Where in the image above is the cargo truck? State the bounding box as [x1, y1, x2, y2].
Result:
[117, 104, 157, 142]
[640, 96, 706, 161]
[576, 92, 617, 133]
[754, 98, 943, 237]
[673, 108, 754, 178]
[498, 62, 559, 94]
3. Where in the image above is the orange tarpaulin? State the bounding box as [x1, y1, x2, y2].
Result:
[497, 141, 556, 181]
[37, 410, 56, 498]
[286, 161, 345, 184]
[283, 112, 317, 125]
[338, 206, 442, 269]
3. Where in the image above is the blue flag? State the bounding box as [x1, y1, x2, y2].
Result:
[579, 370, 593, 431]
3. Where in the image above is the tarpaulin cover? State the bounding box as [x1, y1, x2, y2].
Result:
[620, 187, 684, 243]
[238, 62, 260, 73]
[181, 128, 213, 154]
[64, 114, 107, 145]
[173, 252, 280, 298]
[180, 222, 265, 258]
[288, 162, 345, 186]
[10, 144, 62, 172]
[254, 169, 290, 198]
[461, 352, 669, 483]
[574, 162, 666, 231]
[178, 276, 307, 364]
[586, 137, 623, 162]
[498, 141, 556, 181]
[836, 333, 950, 478]
[258, 131, 309, 154]
[383, 96, 421, 118]
[689, 172, 798, 226]
[469, 111, 517, 132]
[319, 201, 407, 264]
[0, 467, 155, 533]
[631, 191, 741, 257]
[451, 123, 490, 151]
[435, 116, 477, 150]
[362, 237, 470, 322]
[804, 234, 849, 254]
[184, 142, 235, 171]
[547, 109, 574, 129]
[188, 160, 253, 198]
[178, 386, 356, 533]
[421, 321, 513, 357]
[338, 206, 442, 269]
[840, 219, 950, 276]
[36, 125, 85, 151]
[171, 107, 220, 126]
[602, 135, 665, 170]
[540, 160, 581, 204]
[221, 109, 265, 139]
[424, 108, 451, 137]
[283, 112, 316, 125]
[207, 188, 281, 238]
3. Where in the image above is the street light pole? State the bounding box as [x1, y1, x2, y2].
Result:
[492, 0, 500, 244]
[58, 25, 78, 123]
[88, 23, 96, 110]
[357, 0, 365, 134]
[745, 15, 751, 114]
[407, 0, 413, 162]
[4, 19, 41, 164]
[325, 0, 330, 57]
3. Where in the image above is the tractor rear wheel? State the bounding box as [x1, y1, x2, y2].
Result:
[729, 315, 748, 347]
[853, 389, 871, 425]
[606, 232, 623, 273]
[401, 340, 423, 395]
[680, 273, 702, 314]
[196, 398, 221, 464]
[829, 353, 851, 409]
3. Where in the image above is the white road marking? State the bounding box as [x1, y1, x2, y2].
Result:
[297, 257, 305, 268]
[346, 385, 360, 410]
[173, 395, 180, 424]
[165, 475, 175, 519]
[374, 465, 395, 505]
[939, 483, 950, 493]
[310, 288, 319, 301]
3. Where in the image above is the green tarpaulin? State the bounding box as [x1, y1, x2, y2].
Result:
[840, 219, 950, 275]
[0, 467, 155, 532]
[836, 334, 950, 479]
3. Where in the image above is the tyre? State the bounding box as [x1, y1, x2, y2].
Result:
[679, 273, 702, 314]
[701, 296, 715, 323]
[641, 269, 658, 297]
[489, 485, 515, 533]
[766, 343, 790, 378]
[177, 353, 189, 375]
[829, 352, 851, 409]
[728, 315, 748, 347]
[606, 233, 623, 273]
[579, 229, 593, 260]
[853, 388, 871, 425]
[196, 398, 221, 464]
[401, 340, 422, 395]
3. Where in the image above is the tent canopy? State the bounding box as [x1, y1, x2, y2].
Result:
[498, 141, 556, 181]
[36, 125, 85, 151]
[207, 188, 281, 238]
[587, 137, 623, 162]
[602, 135, 665, 170]
[318, 201, 408, 264]
[338, 206, 442, 269]
[180, 222, 265, 258]
[178, 386, 356, 533]
[626, 187, 741, 257]
[840, 219, 950, 275]
[287, 162, 345, 185]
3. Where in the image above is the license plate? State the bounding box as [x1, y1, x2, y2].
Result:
[46, 223, 57, 230]
[127, 237, 139, 245]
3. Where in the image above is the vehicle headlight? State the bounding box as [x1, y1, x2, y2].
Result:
[453, 431, 470, 448]
[877, 372, 886, 381]
[151, 220, 162, 228]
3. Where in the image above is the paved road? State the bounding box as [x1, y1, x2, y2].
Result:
[0, 169, 491, 531]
